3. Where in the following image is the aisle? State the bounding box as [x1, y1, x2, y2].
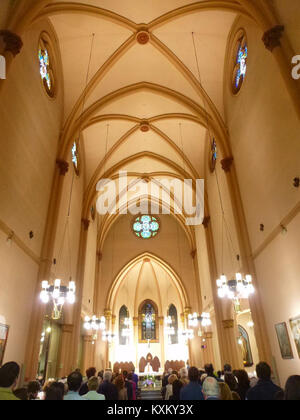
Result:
[140, 390, 163, 401]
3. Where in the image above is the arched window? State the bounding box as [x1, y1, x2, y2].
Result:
[133, 215, 160, 239]
[238, 325, 253, 367]
[232, 31, 248, 94]
[38, 34, 55, 97]
[210, 138, 217, 173]
[168, 304, 179, 345]
[71, 141, 80, 175]
[139, 300, 159, 343]
[119, 305, 129, 346]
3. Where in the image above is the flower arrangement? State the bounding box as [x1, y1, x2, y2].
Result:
[142, 375, 155, 388]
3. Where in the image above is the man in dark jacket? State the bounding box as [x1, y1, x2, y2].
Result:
[180, 367, 205, 401]
[246, 362, 282, 400]
[79, 367, 96, 396]
[123, 371, 133, 400]
[98, 371, 118, 400]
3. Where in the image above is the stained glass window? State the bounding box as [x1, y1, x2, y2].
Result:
[141, 303, 156, 341]
[168, 304, 179, 345]
[133, 215, 160, 239]
[119, 305, 129, 346]
[71, 141, 79, 175]
[232, 33, 248, 94]
[210, 138, 217, 173]
[38, 37, 54, 96]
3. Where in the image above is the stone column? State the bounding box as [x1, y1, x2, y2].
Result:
[220, 157, 272, 365]
[82, 335, 96, 373]
[221, 319, 244, 369]
[56, 324, 74, 378]
[24, 160, 69, 381]
[133, 317, 139, 370]
[68, 218, 90, 371]
[202, 332, 215, 367]
[104, 309, 112, 369]
[159, 316, 165, 371]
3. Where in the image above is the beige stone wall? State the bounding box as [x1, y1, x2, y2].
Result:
[0, 19, 63, 367]
[224, 16, 300, 385]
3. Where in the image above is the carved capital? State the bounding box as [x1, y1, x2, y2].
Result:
[262, 25, 284, 52]
[82, 218, 90, 231]
[0, 30, 23, 56]
[222, 319, 234, 329]
[221, 157, 234, 173]
[202, 216, 211, 229]
[204, 332, 213, 339]
[111, 315, 116, 325]
[159, 316, 164, 326]
[133, 317, 138, 327]
[62, 324, 73, 334]
[184, 307, 192, 317]
[56, 159, 69, 176]
[83, 335, 94, 343]
[104, 309, 112, 320]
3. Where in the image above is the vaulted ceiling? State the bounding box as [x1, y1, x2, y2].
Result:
[45, 1, 240, 219]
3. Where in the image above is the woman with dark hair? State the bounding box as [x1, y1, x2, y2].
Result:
[169, 380, 183, 400]
[115, 375, 128, 400]
[235, 370, 250, 400]
[45, 382, 65, 401]
[284, 376, 300, 400]
[27, 381, 41, 400]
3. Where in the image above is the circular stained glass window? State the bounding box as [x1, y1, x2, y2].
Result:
[133, 215, 160, 239]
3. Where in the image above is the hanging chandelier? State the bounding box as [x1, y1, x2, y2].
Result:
[179, 329, 194, 342]
[217, 273, 254, 301]
[40, 279, 76, 320]
[188, 312, 212, 328]
[84, 315, 106, 331]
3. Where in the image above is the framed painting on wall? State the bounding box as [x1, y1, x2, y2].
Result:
[275, 322, 293, 359]
[290, 316, 300, 358]
[0, 324, 9, 366]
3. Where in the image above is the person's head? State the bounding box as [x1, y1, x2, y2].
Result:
[200, 373, 207, 384]
[45, 382, 64, 401]
[224, 373, 238, 391]
[168, 368, 173, 375]
[168, 374, 177, 385]
[219, 382, 233, 401]
[27, 381, 41, 400]
[224, 364, 232, 374]
[179, 367, 188, 379]
[86, 367, 96, 380]
[204, 364, 214, 377]
[88, 376, 99, 392]
[103, 370, 113, 382]
[13, 388, 28, 400]
[235, 370, 250, 388]
[43, 378, 55, 393]
[127, 373, 133, 381]
[188, 367, 199, 383]
[202, 377, 220, 400]
[115, 375, 125, 391]
[67, 371, 83, 393]
[123, 370, 128, 379]
[256, 362, 271, 381]
[217, 371, 222, 379]
[172, 379, 183, 399]
[0, 362, 20, 389]
[284, 376, 300, 401]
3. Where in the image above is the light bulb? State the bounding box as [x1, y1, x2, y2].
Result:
[40, 291, 49, 304]
[54, 279, 61, 288]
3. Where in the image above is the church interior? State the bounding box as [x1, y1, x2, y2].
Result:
[0, 0, 300, 401]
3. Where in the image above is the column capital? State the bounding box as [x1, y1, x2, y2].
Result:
[111, 315, 116, 325]
[158, 316, 164, 326]
[202, 216, 211, 229]
[62, 324, 74, 334]
[83, 335, 93, 343]
[56, 159, 69, 176]
[133, 317, 138, 326]
[222, 319, 234, 329]
[104, 309, 112, 320]
[221, 157, 234, 173]
[0, 30, 23, 56]
[204, 332, 213, 339]
[184, 307, 192, 317]
[82, 218, 90, 231]
[262, 25, 284, 52]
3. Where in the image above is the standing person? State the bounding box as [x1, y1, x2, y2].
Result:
[64, 371, 85, 400]
[131, 368, 139, 388]
[0, 362, 20, 401]
[204, 364, 221, 382]
[45, 382, 65, 401]
[84, 377, 105, 400]
[246, 362, 282, 400]
[284, 376, 300, 401]
[235, 370, 250, 400]
[169, 379, 183, 401]
[180, 367, 204, 401]
[123, 371, 133, 400]
[79, 367, 97, 396]
[115, 375, 128, 400]
[98, 370, 118, 400]
[127, 373, 137, 400]
[179, 368, 189, 386]
[165, 374, 177, 400]
[202, 377, 221, 400]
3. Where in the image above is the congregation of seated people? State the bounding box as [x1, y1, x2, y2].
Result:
[0, 360, 299, 401]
